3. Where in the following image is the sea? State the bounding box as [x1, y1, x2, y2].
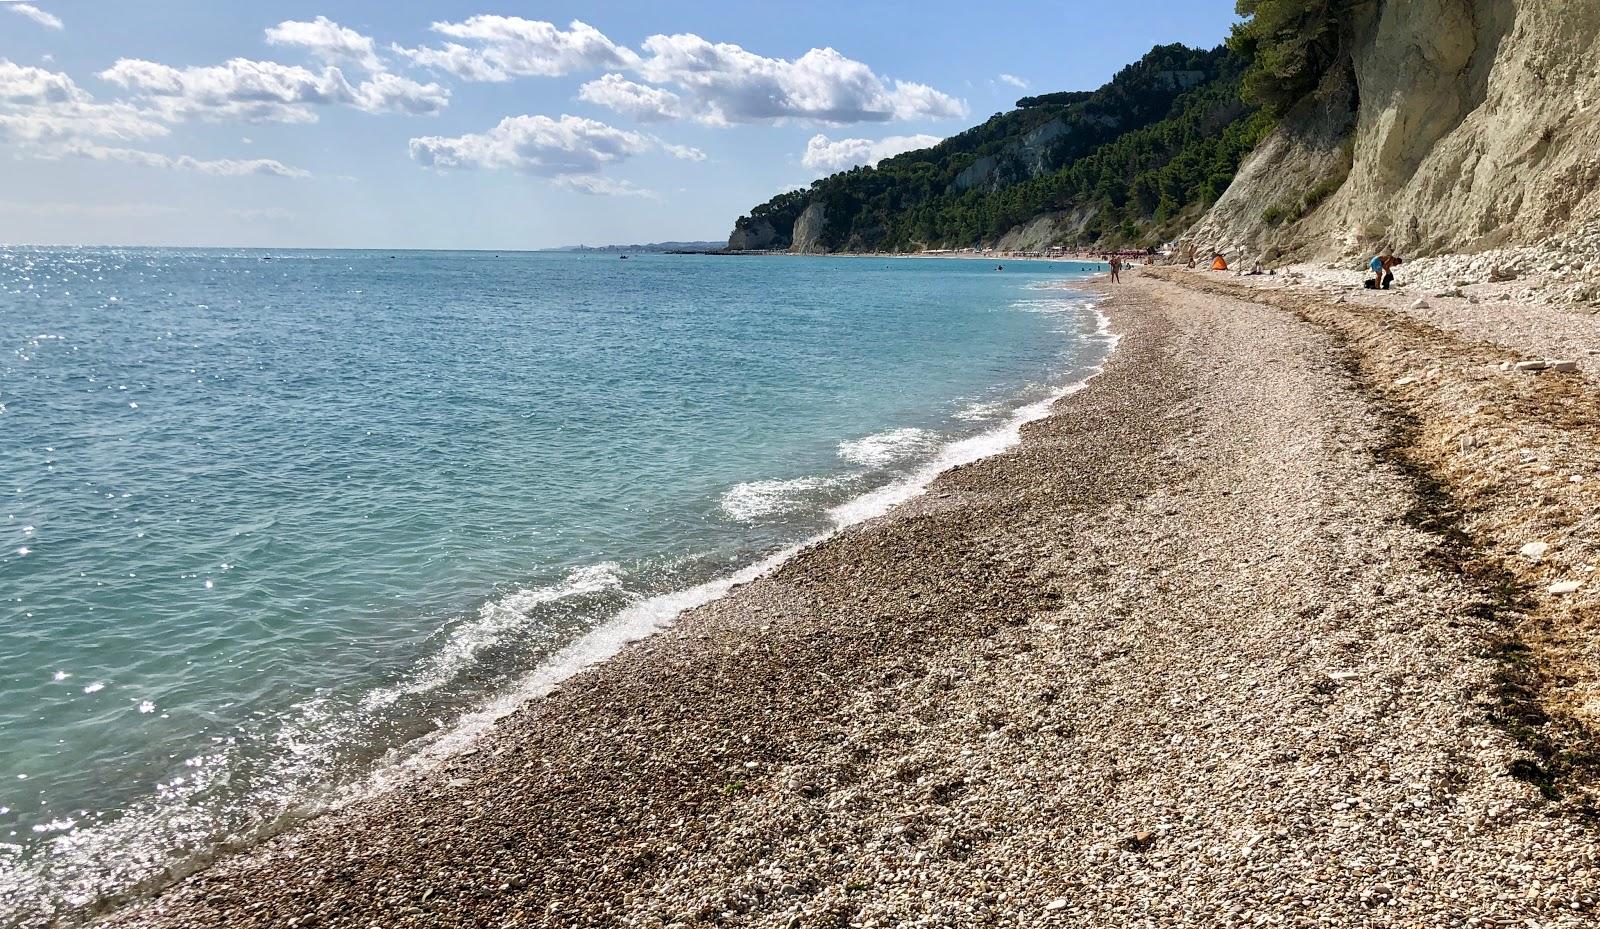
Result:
[0, 248, 1110, 923]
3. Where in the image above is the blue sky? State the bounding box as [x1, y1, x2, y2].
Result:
[0, 1, 1241, 248]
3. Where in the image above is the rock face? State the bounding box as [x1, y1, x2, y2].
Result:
[991, 205, 1100, 252]
[789, 202, 829, 254]
[952, 118, 1076, 193]
[1189, 0, 1600, 262]
[727, 217, 781, 251]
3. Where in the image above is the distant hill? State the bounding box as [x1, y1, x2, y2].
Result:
[727, 43, 1271, 254]
[548, 241, 726, 253]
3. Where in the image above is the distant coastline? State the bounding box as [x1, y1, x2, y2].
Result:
[544, 240, 726, 254]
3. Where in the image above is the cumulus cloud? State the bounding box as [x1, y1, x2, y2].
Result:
[408, 113, 654, 175]
[399, 17, 963, 126]
[7, 3, 62, 30]
[60, 142, 310, 177]
[98, 57, 448, 121]
[408, 113, 701, 196]
[634, 35, 966, 125]
[0, 60, 86, 105]
[0, 59, 309, 180]
[0, 59, 166, 144]
[395, 17, 637, 82]
[0, 105, 167, 144]
[99, 58, 349, 122]
[266, 16, 381, 71]
[353, 72, 451, 115]
[801, 132, 942, 174]
[997, 73, 1029, 89]
[577, 74, 686, 122]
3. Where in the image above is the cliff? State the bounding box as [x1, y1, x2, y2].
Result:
[1189, 1, 1600, 264]
[728, 217, 782, 251]
[789, 202, 829, 254]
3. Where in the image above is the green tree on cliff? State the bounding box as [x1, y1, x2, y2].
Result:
[1230, 0, 1360, 115]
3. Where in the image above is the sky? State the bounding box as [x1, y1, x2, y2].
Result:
[0, 1, 1242, 249]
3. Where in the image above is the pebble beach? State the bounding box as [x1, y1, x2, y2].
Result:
[96, 273, 1600, 928]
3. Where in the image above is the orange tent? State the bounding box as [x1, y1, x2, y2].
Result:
[1210, 255, 1229, 271]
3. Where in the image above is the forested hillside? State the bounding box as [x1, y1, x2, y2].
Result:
[727, 43, 1273, 253]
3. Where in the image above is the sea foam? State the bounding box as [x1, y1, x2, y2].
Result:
[837, 427, 938, 466]
[720, 476, 845, 522]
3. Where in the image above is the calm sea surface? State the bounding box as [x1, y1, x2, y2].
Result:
[0, 249, 1107, 921]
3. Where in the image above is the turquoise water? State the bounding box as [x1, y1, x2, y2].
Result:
[0, 249, 1107, 921]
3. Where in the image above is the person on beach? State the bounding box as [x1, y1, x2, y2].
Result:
[1109, 255, 1122, 283]
[1368, 251, 1402, 289]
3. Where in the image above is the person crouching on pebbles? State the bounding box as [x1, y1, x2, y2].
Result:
[1368, 251, 1402, 289]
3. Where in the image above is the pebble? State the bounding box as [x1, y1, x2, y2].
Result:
[1549, 581, 1582, 595]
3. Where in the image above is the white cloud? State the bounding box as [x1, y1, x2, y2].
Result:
[398, 18, 963, 127]
[60, 142, 310, 178]
[577, 74, 685, 122]
[997, 73, 1029, 89]
[658, 140, 706, 162]
[0, 60, 85, 105]
[266, 16, 381, 71]
[7, 4, 62, 30]
[408, 113, 701, 197]
[0, 59, 311, 181]
[635, 35, 967, 125]
[801, 132, 942, 174]
[551, 175, 657, 198]
[351, 72, 451, 115]
[98, 57, 448, 121]
[387, 43, 499, 82]
[0, 60, 167, 145]
[99, 58, 350, 122]
[396, 17, 637, 82]
[409, 114, 655, 175]
[0, 104, 167, 144]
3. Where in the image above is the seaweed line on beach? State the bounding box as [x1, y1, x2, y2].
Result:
[1153, 266, 1600, 814]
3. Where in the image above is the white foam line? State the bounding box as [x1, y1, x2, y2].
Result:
[830, 300, 1118, 527]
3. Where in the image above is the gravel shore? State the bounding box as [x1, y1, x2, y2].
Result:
[100, 275, 1600, 928]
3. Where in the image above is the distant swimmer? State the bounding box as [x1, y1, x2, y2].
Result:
[996, 264, 1004, 271]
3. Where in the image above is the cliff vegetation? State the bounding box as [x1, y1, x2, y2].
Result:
[727, 44, 1272, 253]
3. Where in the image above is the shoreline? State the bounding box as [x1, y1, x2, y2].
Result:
[4, 276, 1114, 927]
[93, 272, 1600, 926]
